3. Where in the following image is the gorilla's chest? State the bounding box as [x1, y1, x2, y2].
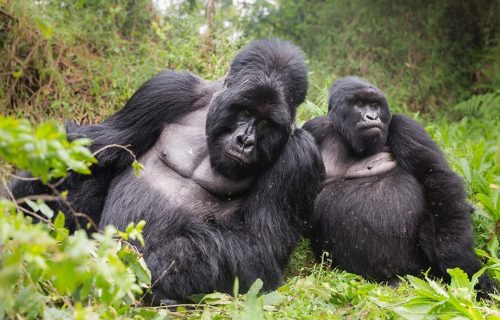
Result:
[320, 138, 398, 183]
[136, 106, 251, 214]
[319, 138, 424, 234]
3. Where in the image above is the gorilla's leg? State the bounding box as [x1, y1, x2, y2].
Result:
[142, 215, 226, 304]
[138, 212, 283, 304]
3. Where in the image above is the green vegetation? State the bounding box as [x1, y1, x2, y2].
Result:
[0, 0, 498, 318]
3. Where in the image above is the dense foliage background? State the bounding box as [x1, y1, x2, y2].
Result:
[0, 0, 498, 318]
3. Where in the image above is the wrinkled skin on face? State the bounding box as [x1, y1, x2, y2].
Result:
[328, 77, 391, 156]
[206, 77, 293, 179]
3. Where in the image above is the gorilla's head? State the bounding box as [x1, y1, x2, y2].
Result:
[328, 77, 391, 156]
[206, 39, 308, 179]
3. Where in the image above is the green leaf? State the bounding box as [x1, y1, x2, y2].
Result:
[132, 160, 144, 177]
[448, 268, 471, 289]
[393, 304, 432, 320]
[54, 211, 65, 229]
[233, 276, 240, 297]
[118, 246, 151, 287]
[37, 200, 54, 219]
[199, 292, 233, 305]
[261, 291, 284, 306]
[246, 278, 263, 297]
[33, 17, 55, 39]
[25, 199, 39, 212]
[12, 69, 23, 79]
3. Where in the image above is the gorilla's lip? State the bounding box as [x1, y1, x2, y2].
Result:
[358, 122, 383, 130]
[224, 150, 250, 165]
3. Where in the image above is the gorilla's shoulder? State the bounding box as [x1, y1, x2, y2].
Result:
[390, 114, 424, 129]
[389, 114, 432, 141]
[143, 70, 204, 91]
[302, 116, 333, 144]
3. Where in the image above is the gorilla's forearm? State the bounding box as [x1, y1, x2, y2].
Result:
[242, 129, 325, 234]
[418, 171, 496, 296]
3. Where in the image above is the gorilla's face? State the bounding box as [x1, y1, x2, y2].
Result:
[328, 77, 391, 156]
[206, 82, 292, 179]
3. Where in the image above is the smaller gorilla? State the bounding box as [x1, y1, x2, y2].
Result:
[303, 77, 496, 297]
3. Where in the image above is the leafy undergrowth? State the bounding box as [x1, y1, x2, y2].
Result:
[0, 94, 499, 319]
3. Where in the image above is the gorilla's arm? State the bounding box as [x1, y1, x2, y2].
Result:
[240, 128, 324, 257]
[227, 128, 324, 290]
[70, 71, 207, 170]
[9, 71, 209, 231]
[388, 115, 495, 296]
[387, 114, 449, 180]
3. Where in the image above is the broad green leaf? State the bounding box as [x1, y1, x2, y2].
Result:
[246, 278, 263, 297]
[448, 268, 471, 289]
[261, 291, 285, 306]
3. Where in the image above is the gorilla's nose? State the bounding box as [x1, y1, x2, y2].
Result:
[236, 134, 255, 150]
[365, 111, 379, 121]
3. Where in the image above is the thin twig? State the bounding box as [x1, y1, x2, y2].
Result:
[139, 260, 176, 304]
[0, 174, 18, 206]
[0, 168, 40, 181]
[1, 173, 53, 225]
[16, 205, 52, 224]
[0, 8, 15, 20]
[92, 143, 136, 160]
[45, 182, 99, 231]
[16, 194, 61, 204]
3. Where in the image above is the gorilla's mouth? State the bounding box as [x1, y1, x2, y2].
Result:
[224, 150, 250, 165]
[357, 123, 383, 131]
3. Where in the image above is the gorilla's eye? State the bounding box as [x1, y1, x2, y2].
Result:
[243, 109, 251, 117]
[261, 119, 269, 126]
[371, 103, 380, 110]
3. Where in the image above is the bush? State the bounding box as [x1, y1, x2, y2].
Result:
[0, 116, 151, 319]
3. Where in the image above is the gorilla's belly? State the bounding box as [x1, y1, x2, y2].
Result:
[317, 167, 427, 280]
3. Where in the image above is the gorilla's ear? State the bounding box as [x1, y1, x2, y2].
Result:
[327, 97, 334, 113]
[327, 92, 339, 114]
[223, 72, 230, 88]
[224, 67, 240, 88]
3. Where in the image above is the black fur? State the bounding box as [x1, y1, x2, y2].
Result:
[303, 76, 495, 298]
[10, 39, 324, 303]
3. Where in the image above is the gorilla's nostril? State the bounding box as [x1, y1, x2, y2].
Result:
[236, 134, 254, 149]
[236, 134, 245, 147]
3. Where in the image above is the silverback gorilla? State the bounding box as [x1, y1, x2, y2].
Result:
[11, 39, 324, 304]
[303, 77, 495, 297]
